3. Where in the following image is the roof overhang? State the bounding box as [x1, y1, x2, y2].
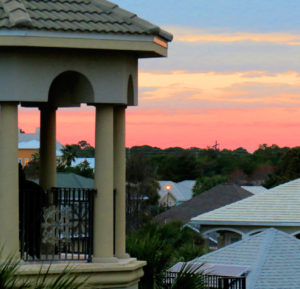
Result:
[190, 220, 300, 227]
[0, 29, 169, 57]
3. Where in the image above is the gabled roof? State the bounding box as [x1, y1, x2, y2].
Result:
[158, 180, 194, 203]
[191, 228, 300, 289]
[155, 184, 253, 224]
[192, 179, 300, 226]
[0, 0, 172, 41]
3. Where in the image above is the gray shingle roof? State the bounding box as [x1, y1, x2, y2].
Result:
[0, 0, 172, 41]
[192, 178, 300, 225]
[155, 184, 253, 224]
[191, 228, 300, 289]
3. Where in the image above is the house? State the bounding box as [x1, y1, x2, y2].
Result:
[155, 184, 259, 225]
[174, 228, 300, 289]
[158, 180, 196, 207]
[191, 178, 300, 247]
[18, 128, 63, 166]
[0, 0, 172, 288]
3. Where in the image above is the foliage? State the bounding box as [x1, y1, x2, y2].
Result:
[24, 152, 40, 180]
[60, 145, 77, 167]
[126, 152, 160, 231]
[152, 151, 200, 182]
[193, 175, 227, 196]
[0, 250, 86, 289]
[264, 147, 300, 188]
[127, 222, 207, 289]
[161, 263, 208, 289]
[57, 160, 94, 179]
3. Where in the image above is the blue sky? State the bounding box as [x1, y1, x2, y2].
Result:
[113, 0, 300, 32]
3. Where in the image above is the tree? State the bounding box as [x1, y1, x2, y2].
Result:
[126, 152, 160, 231]
[60, 145, 77, 167]
[24, 152, 40, 180]
[127, 222, 207, 289]
[193, 175, 227, 196]
[264, 147, 300, 188]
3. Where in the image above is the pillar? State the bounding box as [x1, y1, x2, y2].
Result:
[0, 102, 19, 257]
[39, 105, 57, 191]
[94, 104, 117, 262]
[114, 106, 129, 258]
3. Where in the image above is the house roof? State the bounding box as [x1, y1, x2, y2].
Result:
[158, 180, 195, 203]
[34, 172, 93, 188]
[191, 178, 300, 226]
[0, 0, 172, 40]
[18, 129, 63, 156]
[0, 0, 172, 55]
[241, 186, 269, 195]
[155, 184, 253, 224]
[191, 228, 300, 289]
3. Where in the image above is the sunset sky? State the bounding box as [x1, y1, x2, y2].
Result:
[19, 1, 300, 151]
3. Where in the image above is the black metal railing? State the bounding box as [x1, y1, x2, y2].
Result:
[164, 272, 246, 289]
[20, 187, 96, 262]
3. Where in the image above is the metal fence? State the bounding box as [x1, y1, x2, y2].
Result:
[164, 272, 246, 289]
[20, 187, 96, 262]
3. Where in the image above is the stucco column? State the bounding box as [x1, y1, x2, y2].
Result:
[39, 105, 57, 191]
[94, 104, 117, 263]
[0, 102, 19, 257]
[114, 106, 129, 258]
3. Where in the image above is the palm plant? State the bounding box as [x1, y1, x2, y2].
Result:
[127, 222, 209, 289]
[0, 250, 86, 289]
[163, 263, 208, 289]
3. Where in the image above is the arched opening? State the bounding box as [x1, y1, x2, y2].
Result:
[127, 75, 134, 105]
[49, 71, 94, 107]
[203, 228, 244, 249]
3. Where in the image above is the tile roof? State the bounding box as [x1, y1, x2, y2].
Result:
[241, 185, 269, 195]
[155, 184, 253, 224]
[191, 228, 300, 289]
[0, 0, 172, 41]
[192, 178, 300, 225]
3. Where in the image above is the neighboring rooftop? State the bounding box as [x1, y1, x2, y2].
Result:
[192, 178, 300, 226]
[158, 180, 196, 203]
[190, 228, 300, 289]
[241, 185, 269, 195]
[155, 184, 253, 224]
[18, 128, 63, 156]
[34, 172, 93, 188]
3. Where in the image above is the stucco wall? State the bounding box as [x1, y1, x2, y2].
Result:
[0, 47, 138, 106]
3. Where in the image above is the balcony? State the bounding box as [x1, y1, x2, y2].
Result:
[20, 187, 96, 263]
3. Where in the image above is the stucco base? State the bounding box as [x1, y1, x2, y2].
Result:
[16, 258, 146, 289]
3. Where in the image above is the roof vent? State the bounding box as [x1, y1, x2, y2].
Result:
[1, 0, 32, 27]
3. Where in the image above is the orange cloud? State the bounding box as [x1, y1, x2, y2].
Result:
[166, 26, 300, 45]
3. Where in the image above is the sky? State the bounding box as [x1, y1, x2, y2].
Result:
[19, 1, 300, 151]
